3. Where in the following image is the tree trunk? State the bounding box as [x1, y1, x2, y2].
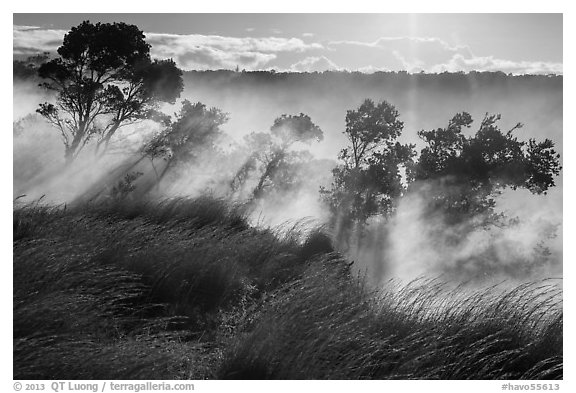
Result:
[64, 148, 76, 166]
[64, 121, 88, 165]
[252, 151, 284, 199]
[155, 159, 173, 187]
[96, 122, 121, 157]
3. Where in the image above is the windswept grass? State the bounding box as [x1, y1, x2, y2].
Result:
[219, 266, 561, 379]
[13, 197, 562, 379]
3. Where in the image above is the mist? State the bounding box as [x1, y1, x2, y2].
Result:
[175, 71, 562, 285]
[384, 185, 561, 284]
[180, 71, 563, 159]
[13, 70, 563, 286]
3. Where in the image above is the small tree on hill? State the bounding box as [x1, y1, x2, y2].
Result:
[230, 113, 323, 200]
[143, 100, 229, 187]
[320, 99, 416, 230]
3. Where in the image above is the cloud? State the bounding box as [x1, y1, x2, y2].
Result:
[12, 25, 561, 75]
[428, 54, 563, 75]
[330, 36, 471, 51]
[14, 25, 43, 31]
[355, 65, 391, 74]
[12, 25, 323, 71]
[147, 33, 321, 55]
[328, 36, 473, 70]
[141, 33, 322, 70]
[289, 56, 342, 72]
[13, 25, 65, 56]
[328, 36, 562, 75]
[173, 47, 276, 70]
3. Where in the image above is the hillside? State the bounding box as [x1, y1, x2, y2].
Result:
[13, 197, 562, 379]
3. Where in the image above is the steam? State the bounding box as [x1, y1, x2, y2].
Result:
[13, 72, 563, 287]
[383, 186, 562, 284]
[13, 80, 52, 121]
[13, 107, 163, 203]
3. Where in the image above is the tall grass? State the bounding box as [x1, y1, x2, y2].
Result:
[13, 196, 324, 379]
[218, 263, 561, 379]
[13, 197, 562, 379]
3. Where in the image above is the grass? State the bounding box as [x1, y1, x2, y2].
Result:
[13, 196, 562, 380]
[219, 270, 561, 379]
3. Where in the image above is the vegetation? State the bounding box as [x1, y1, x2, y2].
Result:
[320, 99, 415, 233]
[13, 53, 50, 80]
[320, 101, 561, 251]
[13, 21, 563, 380]
[14, 197, 562, 380]
[36, 21, 183, 163]
[230, 113, 323, 200]
[412, 112, 561, 227]
[142, 100, 229, 190]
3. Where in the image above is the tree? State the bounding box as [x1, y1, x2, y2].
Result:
[94, 58, 182, 153]
[230, 113, 323, 200]
[143, 100, 229, 188]
[269, 113, 324, 147]
[405, 112, 562, 279]
[37, 21, 183, 164]
[71, 100, 227, 203]
[320, 99, 416, 228]
[411, 112, 562, 227]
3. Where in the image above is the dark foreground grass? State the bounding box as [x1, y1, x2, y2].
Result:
[13, 197, 562, 379]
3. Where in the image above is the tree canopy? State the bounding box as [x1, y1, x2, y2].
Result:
[145, 101, 228, 162]
[142, 100, 229, 187]
[320, 99, 416, 227]
[321, 99, 562, 240]
[37, 21, 183, 164]
[411, 112, 562, 226]
[231, 113, 323, 200]
[270, 113, 324, 147]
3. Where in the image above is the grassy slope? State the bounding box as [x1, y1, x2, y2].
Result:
[13, 197, 562, 379]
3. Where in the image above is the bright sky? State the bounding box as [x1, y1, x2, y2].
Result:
[13, 13, 562, 74]
[13, 13, 563, 74]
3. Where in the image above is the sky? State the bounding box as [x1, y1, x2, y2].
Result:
[13, 13, 562, 74]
